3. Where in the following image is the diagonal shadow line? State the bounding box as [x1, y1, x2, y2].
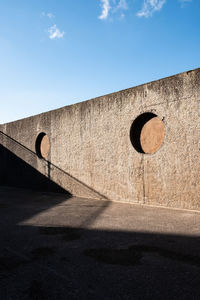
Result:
[0, 131, 108, 200]
[0, 133, 110, 230]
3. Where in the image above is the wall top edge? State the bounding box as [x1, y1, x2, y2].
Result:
[1, 67, 199, 126]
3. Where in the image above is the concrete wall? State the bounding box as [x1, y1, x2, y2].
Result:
[0, 69, 199, 210]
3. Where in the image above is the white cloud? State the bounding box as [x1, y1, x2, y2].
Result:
[99, 0, 111, 19]
[97, 0, 192, 20]
[137, 0, 166, 18]
[48, 25, 65, 39]
[98, 0, 128, 20]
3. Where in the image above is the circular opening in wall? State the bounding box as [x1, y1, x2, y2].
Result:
[35, 132, 50, 159]
[130, 112, 164, 154]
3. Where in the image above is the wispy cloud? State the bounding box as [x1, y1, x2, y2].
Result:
[47, 13, 55, 19]
[99, 0, 111, 19]
[137, 0, 166, 18]
[41, 12, 55, 19]
[179, 0, 192, 7]
[98, 0, 128, 20]
[117, 0, 128, 10]
[48, 25, 65, 39]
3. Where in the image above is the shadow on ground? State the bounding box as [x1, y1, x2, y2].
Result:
[0, 186, 200, 300]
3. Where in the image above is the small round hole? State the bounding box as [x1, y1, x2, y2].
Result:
[130, 113, 164, 154]
[35, 132, 50, 159]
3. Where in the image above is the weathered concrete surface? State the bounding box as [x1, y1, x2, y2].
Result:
[0, 186, 200, 299]
[0, 68, 200, 210]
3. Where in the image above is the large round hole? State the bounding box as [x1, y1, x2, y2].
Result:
[130, 113, 164, 154]
[35, 132, 50, 159]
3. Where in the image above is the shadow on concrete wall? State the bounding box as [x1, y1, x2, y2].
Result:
[130, 112, 157, 153]
[0, 144, 70, 194]
[0, 131, 107, 200]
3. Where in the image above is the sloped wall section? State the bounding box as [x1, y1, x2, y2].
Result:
[0, 69, 199, 210]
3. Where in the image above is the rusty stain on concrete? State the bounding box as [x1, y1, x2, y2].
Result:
[40, 135, 50, 159]
[140, 117, 164, 154]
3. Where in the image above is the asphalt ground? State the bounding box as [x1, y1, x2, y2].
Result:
[0, 186, 200, 300]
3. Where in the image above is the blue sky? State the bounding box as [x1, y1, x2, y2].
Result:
[0, 0, 199, 123]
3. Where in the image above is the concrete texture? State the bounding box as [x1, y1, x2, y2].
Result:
[0, 186, 200, 300]
[0, 68, 200, 210]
